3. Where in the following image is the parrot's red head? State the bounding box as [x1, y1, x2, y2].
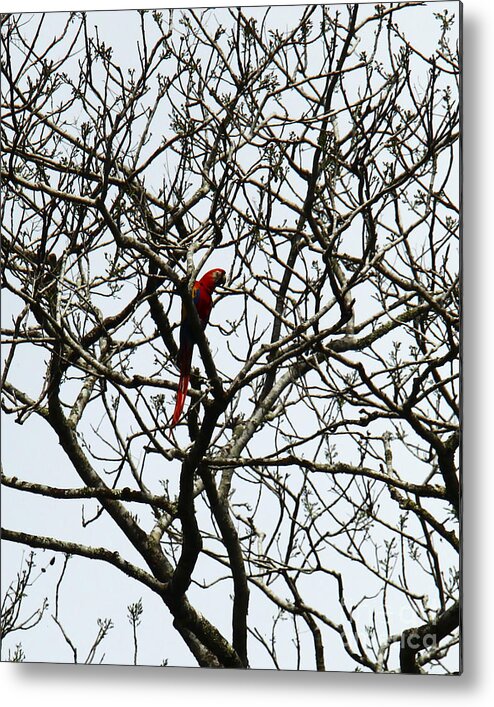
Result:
[199, 268, 226, 292]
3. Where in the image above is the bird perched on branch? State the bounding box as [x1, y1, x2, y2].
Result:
[171, 268, 226, 429]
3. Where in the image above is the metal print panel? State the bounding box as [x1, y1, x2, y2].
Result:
[1, 1, 461, 673]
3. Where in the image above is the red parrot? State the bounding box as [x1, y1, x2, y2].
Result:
[171, 268, 226, 428]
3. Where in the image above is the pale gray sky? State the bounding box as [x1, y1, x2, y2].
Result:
[1, 1, 460, 671]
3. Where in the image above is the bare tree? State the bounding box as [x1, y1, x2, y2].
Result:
[1, 2, 460, 673]
[1, 552, 50, 658]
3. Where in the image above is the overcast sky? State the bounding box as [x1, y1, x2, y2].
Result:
[2, 0, 461, 676]
[6, 0, 494, 706]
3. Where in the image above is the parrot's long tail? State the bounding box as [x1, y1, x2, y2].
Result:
[171, 343, 193, 428]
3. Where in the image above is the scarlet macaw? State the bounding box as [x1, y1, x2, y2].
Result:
[171, 268, 226, 428]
